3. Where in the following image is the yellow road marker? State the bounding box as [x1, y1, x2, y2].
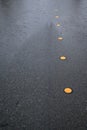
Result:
[64, 88, 73, 94]
[58, 37, 63, 40]
[59, 56, 67, 60]
[56, 23, 60, 27]
[55, 16, 59, 18]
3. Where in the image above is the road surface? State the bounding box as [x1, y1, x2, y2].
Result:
[0, 0, 87, 129]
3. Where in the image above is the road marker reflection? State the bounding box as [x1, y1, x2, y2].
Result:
[54, 9, 58, 12]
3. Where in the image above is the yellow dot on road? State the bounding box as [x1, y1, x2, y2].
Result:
[58, 37, 63, 40]
[59, 56, 67, 60]
[55, 16, 59, 18]
[64, 88, 73, 94]
[56, 23, 60, 27]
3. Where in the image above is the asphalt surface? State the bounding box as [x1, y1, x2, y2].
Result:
[0, 0, 87, 129]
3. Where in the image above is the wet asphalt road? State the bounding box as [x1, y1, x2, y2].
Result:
[0, 0, 87, 129]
